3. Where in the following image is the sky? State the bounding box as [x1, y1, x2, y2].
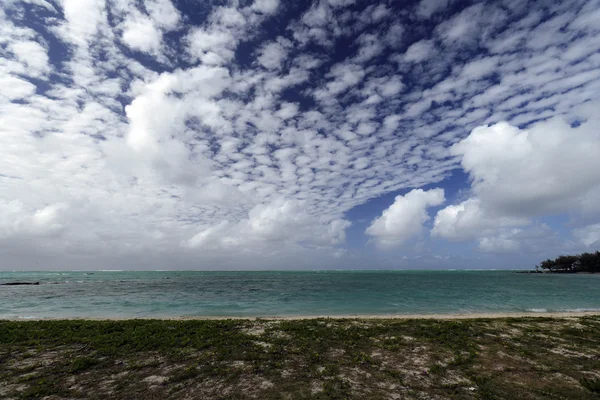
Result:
[1, 0, 600, 270]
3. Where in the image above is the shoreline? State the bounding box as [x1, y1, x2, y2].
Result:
[3, 310, 600, 321]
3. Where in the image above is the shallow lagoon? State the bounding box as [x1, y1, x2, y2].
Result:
[1, 270, 599, 318]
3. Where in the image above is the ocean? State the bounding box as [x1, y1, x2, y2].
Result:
[1, 270, 599, 319]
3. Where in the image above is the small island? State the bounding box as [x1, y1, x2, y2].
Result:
[536, 251, 600, 273]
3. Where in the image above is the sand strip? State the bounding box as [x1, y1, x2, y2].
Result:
[3, 311, 599, 321]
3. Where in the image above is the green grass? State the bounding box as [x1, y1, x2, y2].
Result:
[1, 316, 599, 399]
[69, 356, 101, 373]
[580, 377, 600, 393]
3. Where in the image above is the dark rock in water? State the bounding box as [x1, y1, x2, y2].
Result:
[1, 282, 40, 286]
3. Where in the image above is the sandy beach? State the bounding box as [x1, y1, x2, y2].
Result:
[5, 310, 599, 321]
[172, 310, 600, 320]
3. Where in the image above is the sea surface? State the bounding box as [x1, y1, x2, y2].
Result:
[1, 270, 599, 319]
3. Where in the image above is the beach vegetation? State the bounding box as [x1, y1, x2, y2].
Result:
[537, 251, 600, 273]
[69, 356, 101, 373]
[1, 317, 600, 399]
[580, 377, 600, 394]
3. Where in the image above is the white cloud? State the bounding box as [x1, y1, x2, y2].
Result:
[8, 40, 50, 76]
[573, 224, 600, 247]
[252, 0, 279, 15]
[185, 1, 280, 66]
[379, 76, 404, 97]
[432, 198, 528, 241]
[313, 62, 365, 102]
[416, 0, 453, 19]
[145, 0, 180, 30]
[433, 110, 600, 251]
[435, 4, 493, 45]
[58, 0, 106, 46]
[457, 57, 498, 80]
[477, 225, 561, 254]
[1, 0, 600, 269]
[366, 188, 445, 248]
[451, 115, 600, 217]
[385, 22, 404, 48]
[187, 27, 237, 65]
[21, 0, 57, 11]
[478, 229, 522, 253]
[257, 39, 290, 70]
[0, 75, 36, 99]
[186, 199, 350, 252]
[122, 15, 162, 54]
[402, 40, 436, 63]
[354, 33, 384, 63]
[124, 65, 232, 183]
[0, 201, 66, 239]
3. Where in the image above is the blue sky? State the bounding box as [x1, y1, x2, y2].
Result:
[1, 0, 600, 270]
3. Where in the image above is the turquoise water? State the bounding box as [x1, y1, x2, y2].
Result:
[1, 271, 599, 319]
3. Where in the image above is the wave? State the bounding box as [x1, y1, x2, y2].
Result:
[526, 307, 600, 313]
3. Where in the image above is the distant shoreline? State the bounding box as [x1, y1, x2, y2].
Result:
[517, 270, 599, 274]
[4, 310, 600, 321]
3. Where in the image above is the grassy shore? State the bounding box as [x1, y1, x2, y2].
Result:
[1, 316, 600, 399]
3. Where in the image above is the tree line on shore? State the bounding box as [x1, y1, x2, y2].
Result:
[537, 251, 600, 273]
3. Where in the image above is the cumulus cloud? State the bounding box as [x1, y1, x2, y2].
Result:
[366, 189, 445, 248]
[433, 109, 600, 252]
[432, 198, 528, 241]
[452, 115, 600, 217]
